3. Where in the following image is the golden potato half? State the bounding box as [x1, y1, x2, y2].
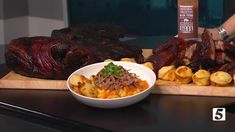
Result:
[104, 59, 114, 62]
[120, 58, 136, 63]
[192, 69, 210, 86]
[210, 71, 232, 86]
[142, 62, 154, 70]
[69, 74, 88, 86]
[158, 65, 176, 81]
[175, 66, 193, 84]
[70, 74, 98, 98]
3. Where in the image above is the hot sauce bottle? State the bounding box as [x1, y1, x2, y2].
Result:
[178, 0, 198, 39]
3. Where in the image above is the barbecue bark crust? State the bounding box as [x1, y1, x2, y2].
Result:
[5, 25, 144, 79]
[147, 29, 235, 77]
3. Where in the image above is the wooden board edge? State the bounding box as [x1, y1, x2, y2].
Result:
[152, 85, 235, 97]
[1, 78, 235, 97]
[0, 79, 67, 90]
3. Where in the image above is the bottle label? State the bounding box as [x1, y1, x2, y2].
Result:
[179, 5, 194, 33]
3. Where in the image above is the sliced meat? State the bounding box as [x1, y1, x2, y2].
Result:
[146, 29, 235, 74]
[147, 50, 176, 75]
[184, 40, 202, 72]
[147, 37, 185, 74]
[200, 29, 216, 66]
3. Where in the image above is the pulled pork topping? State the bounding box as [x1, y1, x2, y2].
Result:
[94, 62, 138, 91]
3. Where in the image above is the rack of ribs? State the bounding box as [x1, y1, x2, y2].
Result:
[147, 29, 235, 77]
[5, 25, 144, 79]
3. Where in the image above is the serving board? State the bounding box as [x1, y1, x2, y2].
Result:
[0, 71, 67, 90]
[153, 80, 235, 97]
[1, 49, 235, 97]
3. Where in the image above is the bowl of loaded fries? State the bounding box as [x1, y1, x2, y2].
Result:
[67, 61, 156, 108]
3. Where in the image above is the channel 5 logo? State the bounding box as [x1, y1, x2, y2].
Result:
[212, 108, 226, 121]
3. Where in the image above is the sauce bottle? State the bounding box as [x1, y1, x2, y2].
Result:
[178, 0, 198, 39]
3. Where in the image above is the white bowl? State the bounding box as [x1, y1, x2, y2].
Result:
[67, 61, 156, 108]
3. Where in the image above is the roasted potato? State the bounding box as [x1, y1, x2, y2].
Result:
[104, 59, 114, 62]
[158, 65, 176, 81]
[175, 66, 193, 84]
[69, 74, 86, 86]
[120, 58, 136, 63]
[210, 71, 232, 86]
[79, 82, 98, 98]
[142, 62, 154, 70]
[70, 74, 97, 97]
[192, 69, 210, 86]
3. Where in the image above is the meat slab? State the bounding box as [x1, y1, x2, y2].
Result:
[5, 25, 144, 79]
[147, 29, 235, 77]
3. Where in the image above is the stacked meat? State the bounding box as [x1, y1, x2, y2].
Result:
[147, 29, 235, 77]
[5, 25, 144, 79]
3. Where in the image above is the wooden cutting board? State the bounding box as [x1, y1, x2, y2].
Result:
[0, 71, 67, 90]
[153, 80, 235, 97]
[1, 49, 235, 97]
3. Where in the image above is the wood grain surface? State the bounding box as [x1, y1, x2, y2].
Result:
[152, 80, 235, 97]
[0, 71, 67, 90]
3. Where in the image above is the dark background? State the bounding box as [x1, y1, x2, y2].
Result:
[68, 0, 234, 36]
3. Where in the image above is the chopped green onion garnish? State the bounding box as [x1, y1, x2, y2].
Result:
[100, 62, 122, 78]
